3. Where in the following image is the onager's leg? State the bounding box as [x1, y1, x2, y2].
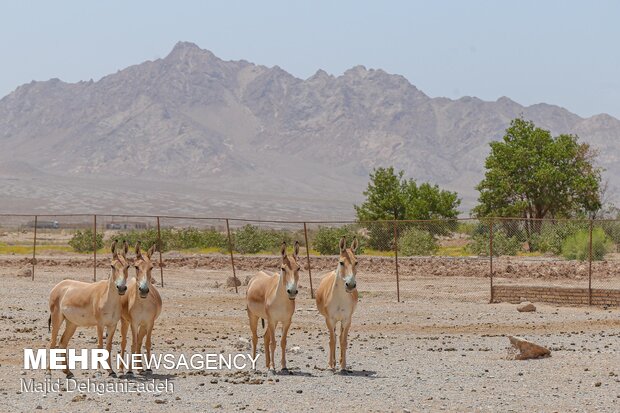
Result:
[105, 324, 117, 377]
[59, 321, 77, 378]
[325, 318, 336, 370]
[96, 325, 105, 371]
[130, 321, 140, 371]
[339, 319, 352, 371]
[280, 319, 291, 370]
[144, 323, 154, 373]
[248, 311, 259, 359]
[47, 312, 64, 373]
[136, 326, 147, 374]
[268, 321, 277, 371]
[119, 320, 129, 373]
[263, 325, 271, 369]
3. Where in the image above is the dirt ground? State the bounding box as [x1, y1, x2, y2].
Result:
[0, 254, 619, 413]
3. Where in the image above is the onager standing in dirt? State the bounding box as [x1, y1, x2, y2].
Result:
[47, 240, 130, 378]
[316, 236, 359, 371]
[119, 242, 162, 375]
[246, 241, 301, 371]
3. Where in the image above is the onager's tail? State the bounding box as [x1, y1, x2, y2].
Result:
[48, 315, 51, 333]
[261, 319, 265, 329]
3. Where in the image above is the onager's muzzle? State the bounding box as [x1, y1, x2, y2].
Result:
[116, 282, 127, 295]
[344, 276, 357, 293]
[286, 284, 298, 300]
[138, 281, 149, 298]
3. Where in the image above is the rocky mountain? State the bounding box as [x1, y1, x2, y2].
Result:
[1, 41, 619, 219]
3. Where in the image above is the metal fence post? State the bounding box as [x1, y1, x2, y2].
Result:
[303, 222, 314, 298]
[393, 221, 400, 303]
[93, 214, 97, 281]
[588, 219, 593, 306]
[156, 216, 165, 288]
[489, 219, 494, 303]
[225, 219, 238, 293]
[31, 215, 37, 281]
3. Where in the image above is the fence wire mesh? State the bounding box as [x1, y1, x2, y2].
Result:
[1, 214, 619, 306]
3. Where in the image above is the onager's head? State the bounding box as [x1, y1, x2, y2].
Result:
[110, 240, 130, 295]
[280, 241, 301, 300]
[134, 241, 156, 299]
[337, 236, 359, 293]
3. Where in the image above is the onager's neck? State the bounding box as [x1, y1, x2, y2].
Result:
[106, 275, 120, 303]
[276, 270, 287, 297]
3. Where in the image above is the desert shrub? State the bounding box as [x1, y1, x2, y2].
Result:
[232, 225, 288, 254]
[528, 221, 586, 254]
[168, 228, 227, 250]
[117, 228, 165, 251]
[365, 222, 394, 251]
[69, 229, 103, 252]
[115, 227, 228, 252]
[397, 227, 438, 256]
[561, 228, 612, 261]
[312, 225, 364, 255]
[601, 221, 620, 247]
[467, 230, 521, 256]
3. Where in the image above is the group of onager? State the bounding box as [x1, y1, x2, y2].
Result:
[47, 240, 162, 378]
[46, 235, 358, 377]
[247, 236, 359, 372]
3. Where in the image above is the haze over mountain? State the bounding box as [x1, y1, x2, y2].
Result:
[1, 41, 619, 220]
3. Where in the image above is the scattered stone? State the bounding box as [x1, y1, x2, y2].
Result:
[517, 302, 536, 312]
[71, 394, 87, 402]
[17, 267, 32, 278]
[154, 399, 167, 404]
[508, 336, 551, 360]
[296, 389, 303, 394]
[595, 382, 602, 387]
[289, 346, 301, 354]
[243, 275, 253, 286]
[226, 277, 241, 287]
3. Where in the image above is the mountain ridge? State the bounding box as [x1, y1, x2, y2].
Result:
[1, 41, 618, 219]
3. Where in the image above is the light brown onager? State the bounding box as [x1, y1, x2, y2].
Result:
[246, 241, 301, 371]
[316, 236, 359, 371]
[119, 242, 162, 375]
[47, 240, 130, 378]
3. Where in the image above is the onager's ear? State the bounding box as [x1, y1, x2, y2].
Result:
[294, 241, 300, 258]
[135, 241, 143, 259]
[122, 240, 129, 257]
[280, 242, 287, 258]
[147, 244, 156, 259]
[111, 239, 118, 257]
[351, 237, 359, 253]
[339, 236, 346, 253]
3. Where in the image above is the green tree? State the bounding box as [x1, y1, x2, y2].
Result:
[354, 167, 460, 249]
[354, 167, 461, 221]
[474, 118, 601, 220]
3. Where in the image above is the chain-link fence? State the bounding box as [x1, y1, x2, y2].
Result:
[2, 214, 619, 306]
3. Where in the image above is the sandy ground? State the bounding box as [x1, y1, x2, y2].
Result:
[0, 256, 619, 413]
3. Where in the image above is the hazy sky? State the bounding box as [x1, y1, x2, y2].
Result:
[2, 0, 619, 118]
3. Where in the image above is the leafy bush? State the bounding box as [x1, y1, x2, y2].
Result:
[312, 225, 364, 255]
[528, 221, 587, 254]
[69, 229, 104, 252]
[116, 227, 227, 252]
[561, 228, 612, 261]
[232, 225, 287, 254]
[365, 222, 394, 251]
[467, 230, 521, 256]
[117, 228, 164, 251]
[397, 227, 438, 256]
